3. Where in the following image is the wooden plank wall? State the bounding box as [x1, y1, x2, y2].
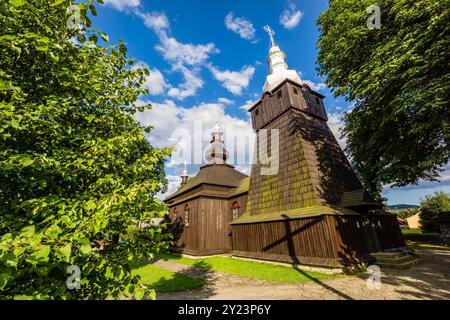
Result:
[251, 85, 291, 131]
[250, 82, 328, 132]
[169, 194, 248, 255]
[169, 199, 200, 252]
[198, 197, 231, 252]
[231, 214, 406, 266]
[369, 215, 406, 249]
[332, 215, 369, 260]
[231, 215, 371, 266]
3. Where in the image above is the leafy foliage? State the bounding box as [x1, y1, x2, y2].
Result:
[0, 0, 171, 299]
[317, 0, 450, 199]
[419, 191, 450, 233]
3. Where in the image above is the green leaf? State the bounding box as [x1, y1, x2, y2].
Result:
[79, 244, 91, 256]
[85, 201, 96, 211]
[56, 244, 71, 263]
[60, 215, 72, 225]
[89, 4, 97, 16]
[3, 253, 18, 268]
[134, 287, 145, 300]
[20, 226, 35, 238]
[20, 157, 34, 167]
[9, 0, 25, 7]
[35, 45, 49, 52]
[11, 119, 20, 128]
[88, 35, 98, 44]
[119, 44, 127, 55]
[27, 246, 50, 264]
[50, 0, 66, 6]
[101, 33, 109, 42]
[0, 273, 11, 289]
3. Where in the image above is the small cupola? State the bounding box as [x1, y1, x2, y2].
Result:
[205, 122, 229, 164]
[262, 25, 302, 93]
[180, 161, 189, 187]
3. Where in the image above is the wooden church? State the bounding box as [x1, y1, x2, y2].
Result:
[164, 26, 406, 267]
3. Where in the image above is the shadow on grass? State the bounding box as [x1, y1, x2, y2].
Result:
[150, 271, 206, 293]
[137, 254, 217, 300]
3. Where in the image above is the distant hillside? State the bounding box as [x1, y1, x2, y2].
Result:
[386, 204, 420, 210]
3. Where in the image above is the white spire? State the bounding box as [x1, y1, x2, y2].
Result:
[262, 25, 302, 93]
[213, 121, 220, 133]
[205, 122, 228, 164]
[180, 160, 189, 187]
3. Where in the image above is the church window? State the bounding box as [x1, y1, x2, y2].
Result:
[173, 208, 178, 221]
[293, 87, 298, 95]
[231, 201, 240, 220]
[314, 97, 320, 105]
[255, 109, 259, 116]
[277, 90, 282, 98]
[184, 204, 190, 227]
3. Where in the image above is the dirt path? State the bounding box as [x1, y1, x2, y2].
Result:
[153, 250, 450, 300]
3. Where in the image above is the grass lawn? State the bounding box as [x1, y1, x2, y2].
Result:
[153, 252, 341, 283]
[132, 263, 205, 292]
[402, 229, 450, 251]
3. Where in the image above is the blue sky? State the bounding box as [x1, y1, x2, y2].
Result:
[91, 0, 450, 205]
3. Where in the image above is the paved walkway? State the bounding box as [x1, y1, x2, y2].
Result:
[153, 250, 450, 300]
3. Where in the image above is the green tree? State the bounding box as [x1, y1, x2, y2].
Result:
[0, 0, 171, 299]
[317, 0, 450, 200]
[419, 191, 450, 233]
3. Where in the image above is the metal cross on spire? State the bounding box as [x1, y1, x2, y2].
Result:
[263, 25, 276, 48]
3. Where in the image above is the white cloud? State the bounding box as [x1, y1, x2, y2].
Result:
[240, 99, 258, 111]
[135, 99, 181, 149]
[136, 11, 170, 31]
[303, 80, 327, 92]
[384, 164, 450, 192]
[167, 65, 204, 100]
[133, 11, 219, 99]
[225, 12, 256, 41]
[218, 97, 234, 105]
[156, 175, 181, 200]
[146, 68, 169, 95]
[280, 2, 303, 30]
[155, 31, 219, 66]
[103, 0, 140, 11]
[135, 99, 254, 168]
[327, 113, 346, 149]
[133, 63, 169, 95]
[208, 65, 255, 95]
[439, 165, 450, 183]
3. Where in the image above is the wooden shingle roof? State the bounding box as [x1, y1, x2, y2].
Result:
[164, 164, 248, 202]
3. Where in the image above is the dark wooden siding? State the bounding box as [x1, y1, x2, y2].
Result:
[231, 214, 406, 266]
[198, 197, 231, 252]
[231, 215, 372, 266]
[250, 81, 327, 132]
[332, 215, 369, 261]
[169, 199, 200, 252]
[369, 215, 406, 249]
